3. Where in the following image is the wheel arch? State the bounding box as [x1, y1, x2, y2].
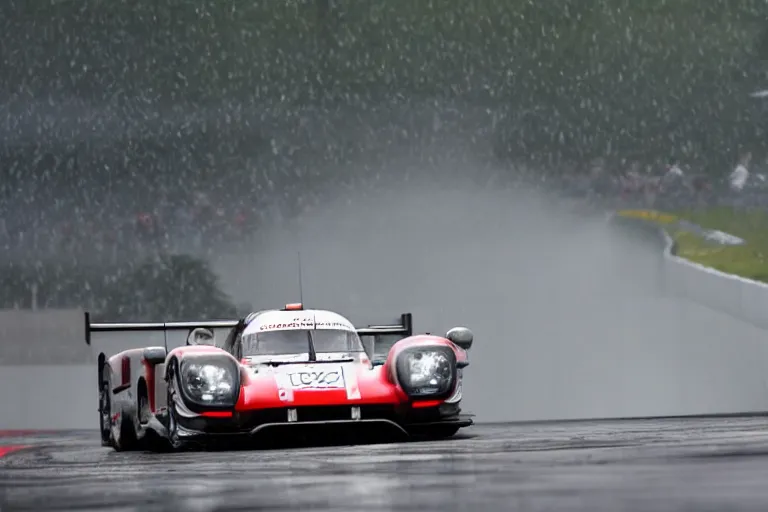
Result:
[164, 356, 180, 381]
[164, 356, 182, 399]
[137, 376, 148, 397]
[97, 352, 108, 384]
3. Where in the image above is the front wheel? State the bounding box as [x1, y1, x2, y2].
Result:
[166, 387, 186, 451]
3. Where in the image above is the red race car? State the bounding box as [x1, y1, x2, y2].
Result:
[86, 304, 474, 451]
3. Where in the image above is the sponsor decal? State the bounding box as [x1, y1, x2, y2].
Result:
[259, 317, 353, 331]
[274, 373, 295, 402]
[344, 366, 361, 400]
[120, 356, 131, 387]
[288, 367, 346, 389]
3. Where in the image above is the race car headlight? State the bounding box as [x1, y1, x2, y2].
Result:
[179, 357, 239, 408]
[395, 346, 456, 399]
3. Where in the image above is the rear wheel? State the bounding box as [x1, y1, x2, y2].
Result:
[113, 412, 140, 452]
[100, 365, 140, 452]
[111, 384, 139, 452]
[98, 365, 112, 447]
[136, 383, 169, 452]
[137, 382, 151, 426]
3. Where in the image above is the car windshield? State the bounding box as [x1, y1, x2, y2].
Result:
[241, 329, 365, 357]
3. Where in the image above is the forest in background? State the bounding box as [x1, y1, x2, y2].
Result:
[1, 0, 766, 169]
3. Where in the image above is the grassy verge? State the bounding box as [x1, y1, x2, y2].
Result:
[668, 208, 768, 283]
[618, 207, 768, 283]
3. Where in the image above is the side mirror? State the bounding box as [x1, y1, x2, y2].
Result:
[187, 327, 216, 346]
[446, 327, 473, 350]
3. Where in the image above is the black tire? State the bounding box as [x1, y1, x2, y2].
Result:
[101, 369, 140, 451]
[113, 415, 139, 452]
[135, 382, 171, 453]
[166, 382, 186, 451]
[137, 382, 151, 426]
[98, 365, 112, 447]
[110, 376, 139, 452]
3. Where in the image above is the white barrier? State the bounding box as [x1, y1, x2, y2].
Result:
[0, 365, 97, 430]
[0, 314, 215, 431]
[658, 228, 768, 330]
[0, 309, 92, 365]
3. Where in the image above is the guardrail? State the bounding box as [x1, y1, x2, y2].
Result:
[610, 213, 768, 330]
[660, 231, 768, 330]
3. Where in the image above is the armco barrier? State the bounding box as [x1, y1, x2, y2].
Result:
[612, 213, 768, 330]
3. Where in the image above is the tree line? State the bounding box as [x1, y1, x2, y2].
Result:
[0, 255, 238, 322]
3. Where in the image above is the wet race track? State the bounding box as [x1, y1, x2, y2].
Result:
[4, 417, 768, 511]
[4, 188, 768, 511]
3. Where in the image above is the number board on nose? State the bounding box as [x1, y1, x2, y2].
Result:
[288, 366, 346, 390]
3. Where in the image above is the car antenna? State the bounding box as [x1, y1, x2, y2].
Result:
[297, 251, 305, 306]
[297, 251, 316, 361]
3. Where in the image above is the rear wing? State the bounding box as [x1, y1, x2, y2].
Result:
[84, 311, 413, 360]
[356, 313, 413, 365]
[84, 311, 239, 346]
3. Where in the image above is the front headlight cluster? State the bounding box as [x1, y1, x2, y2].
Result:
[395, 347, 456, 398]
[179, 357, 239, 408]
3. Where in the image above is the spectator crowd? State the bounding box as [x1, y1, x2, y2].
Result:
[3, 147, 768, 267]
[563, 150, 768, 211]
[0, 187, 264, 265]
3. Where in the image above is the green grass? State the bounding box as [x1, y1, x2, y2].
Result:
[669, 207, 768, 283]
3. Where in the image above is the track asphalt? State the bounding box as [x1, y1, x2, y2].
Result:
[3, 417, 768, 511]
